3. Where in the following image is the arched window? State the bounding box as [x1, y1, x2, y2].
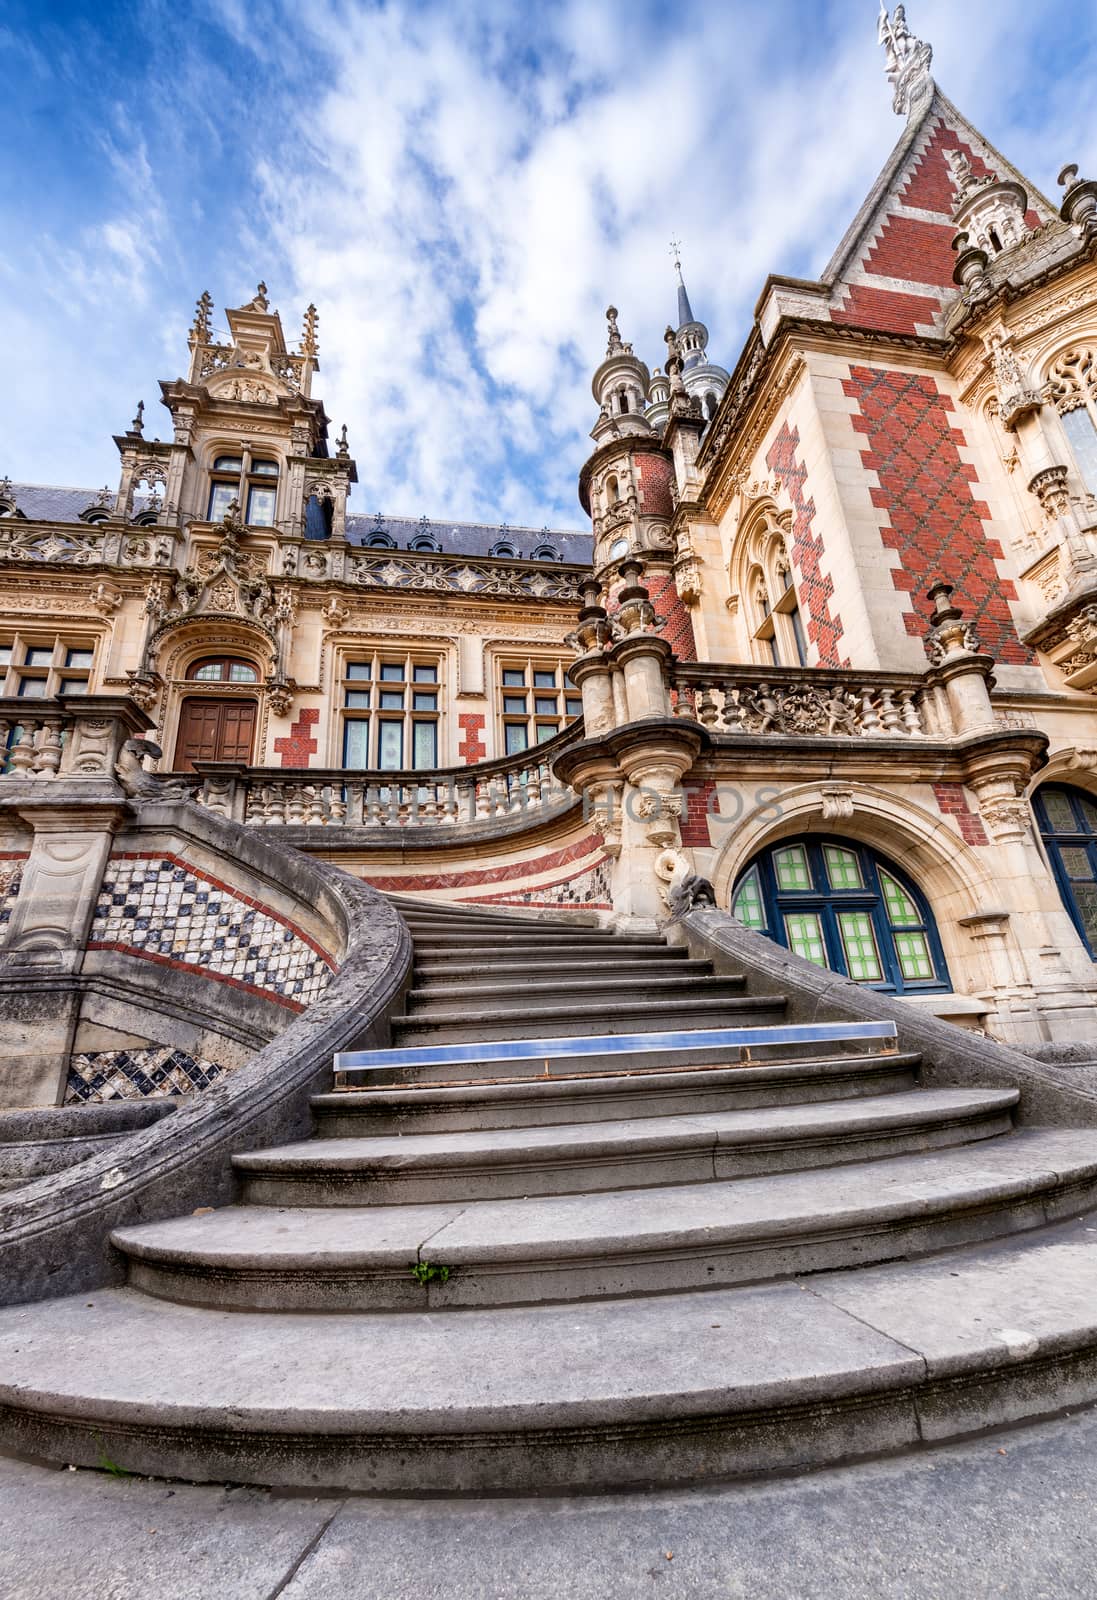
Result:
[731, 837, 949, 993]
[305, 493, 333, 542]
[1032, 783, 1097, 956]
[1047, 348, 1097, 494]
[605, 474, 620, 506]
[532, 544, 559, 562]
[410, 536, 441, 552]
[366, 532, 395, 549]
[185, 657, 260, 684]
[490, 541, 517, 558]
[737, 509, 806, 666]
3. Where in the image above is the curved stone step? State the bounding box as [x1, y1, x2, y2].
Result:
[11, 1212, 1097, 1492]
[391, 993, 788, 1044]
[108, 1126, 1097, 1314]
[232, 1089, 1018, 1206]
[312, 1051, 923, 1134]
[412, 955, 702, 985]
[404, 973, 745, 1014]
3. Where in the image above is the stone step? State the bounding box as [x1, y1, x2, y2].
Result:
[335, 1021, 898, 1087]
[231, 1089, 1017, 1208]
[403, 973, 745, 1014]
[402, 932, 661, 952]
[411, 954, 701, 985]
[312, 1052, 923, 1134]
[409, 941, 682, 964]
[110, 1122, 1091, 1317]
[15, 1214, 1097, 1493]
[391, 994, 788, 1045]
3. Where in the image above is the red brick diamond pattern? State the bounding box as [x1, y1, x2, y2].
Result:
[842, 365, 1032, 664]
[273, 707, 319, 770]
[458, 713, 487, 765]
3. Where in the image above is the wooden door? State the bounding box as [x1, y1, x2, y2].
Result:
[174, 698, 257, 770]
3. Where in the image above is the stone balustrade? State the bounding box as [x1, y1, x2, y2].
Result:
[195, 724, 583, 830]
[0, 696, 153, 783]
[670, 663, 939, 739]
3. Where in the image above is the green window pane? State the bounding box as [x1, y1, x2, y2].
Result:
[783, 911, 827, 966]
[893, 929, 935, 982]
[879, 870, 919, 926]
[378, 721, 404, 770]
[535, 723, 557, 743]
[1081, 797, 1097, 834]
[412, 721, 437, 769]
[342, 720, 370, 770]
[1061, 846, 1096, 880]
[1071, 882, 1097, 948]
[732, 870, 767, 931]
[773, 844, 812, 891]
[504, 723, 528, 755]
[227, 663, 257, 683]
[823, 845, 863, 890]
[1041, 790, 1077, 834]
[837, 911, 884, 982]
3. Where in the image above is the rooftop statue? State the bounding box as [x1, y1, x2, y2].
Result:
[877, 2, 933, 117]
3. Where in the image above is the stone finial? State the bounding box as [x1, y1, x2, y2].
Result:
[95, 484, 113, 508]
[877, 2, 933, 118]
[130, 400, 145, 436]
[1058, 163, 1097, 238]
[0, 476, 12, 501]
[247, 281, 270, 312]
[189, 290, 213, 347]
[223, 495, 241, 527]
[604, 305, 634, 358]
[301, 302, 319, 358]
[924, 580, 980, 664]
[336, 423, 350, 460]
[951, 231, 990, 300]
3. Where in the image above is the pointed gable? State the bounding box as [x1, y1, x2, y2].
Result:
[824, 92, 1054, 338]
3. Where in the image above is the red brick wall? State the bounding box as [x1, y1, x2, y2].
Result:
[767, 423, 846, 668]
[681, 779, 717, 847]
[862, 212, 960, 290]
[273, 707, 319, 769]
[933, 783, 989, 847]
[458, 712, 487, 765]
[843, 365, 1031, 664]
[831, 284, 943, 336]
[637, 452, 674, 518]
[646, 571, 697, 661]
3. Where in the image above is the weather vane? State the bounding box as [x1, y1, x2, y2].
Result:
[669, 237, 682, 270]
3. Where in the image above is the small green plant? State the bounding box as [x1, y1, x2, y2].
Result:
[410, 1260, 452, 1287]
[94, 1437, 131, 1478]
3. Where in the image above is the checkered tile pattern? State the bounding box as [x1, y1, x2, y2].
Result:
[66, 1046, 230, 1104]
[89, 854, 336, 1011]
[843, 365, 1032, 664]
[767, 423, 846, 667]
[470, 857, 612, 910]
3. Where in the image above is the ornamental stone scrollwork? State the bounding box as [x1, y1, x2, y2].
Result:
[971, 778, 1032, 843]
[0, 529, 103, 565]
[348, 552, 582, 604]
[124, 670, 163, 713]
[673, 668, 927, 739]
[89, 582, 124, 617]
[320, 596, 350, 629]
[821, 784, 856, 821]
[1029, 464, 1072, 521]
[986, 333, 1043, 430]
[266, 680, 295, 718]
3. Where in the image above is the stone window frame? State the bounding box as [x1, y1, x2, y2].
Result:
[0, 632, 98, 700]
[733, 502, 808, 668]
[1045, 346, 1097, 495]
[337, 646, 444, 772]
[492, 650, 583, 757]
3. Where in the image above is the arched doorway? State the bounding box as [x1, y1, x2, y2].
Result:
[1032, 783, 1097, 957]
[730, 835, 949, 994]
[173, 657, 259, 770]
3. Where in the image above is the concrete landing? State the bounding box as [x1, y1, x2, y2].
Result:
[0, 1402, 1094, 1598]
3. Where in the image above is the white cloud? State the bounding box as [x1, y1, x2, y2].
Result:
[2, 0, 1096, 521]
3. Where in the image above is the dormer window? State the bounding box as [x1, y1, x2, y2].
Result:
[246, 460, 278, 527]
[207, 456, 243, 521]
[490, 541, 516, 558]
[367, 532, 395, 549]
[532, 544, 559, 562]
[410, 536, 440, 553]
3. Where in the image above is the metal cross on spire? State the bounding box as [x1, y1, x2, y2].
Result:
[669, 238, 683, 272]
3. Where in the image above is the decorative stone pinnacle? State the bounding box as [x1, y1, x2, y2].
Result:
[336, 423, 350, 459]
[1057, 163, 1097, 237]
[301, 302, 319, 358]
[925, 579, 981, 664]
[130, 400, 145, 436]
[246, 281, 270, 312]
[0, 476, 11, 500]
[605, 305, 623, 355]
[877, 2, 933, 118]
[189, 290, 213, 347]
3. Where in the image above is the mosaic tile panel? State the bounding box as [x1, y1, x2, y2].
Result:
[469, 857, 612, 910]
[89, 853, 336, 1013]
[66, 1046, 230, 1104]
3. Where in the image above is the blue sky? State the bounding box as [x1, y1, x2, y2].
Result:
[2, 0, 1096, 528]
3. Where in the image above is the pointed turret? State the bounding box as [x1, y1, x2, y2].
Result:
[647, 246, 729, 427]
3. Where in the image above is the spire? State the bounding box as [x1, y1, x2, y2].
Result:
[670, 239, 693, 328]
[876, 3, 933, 118]
[189, 290, 213, 348]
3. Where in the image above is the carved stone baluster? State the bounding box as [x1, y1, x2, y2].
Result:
[877, 688, 903, 734]
[695, 683, 720, 728]
[264, 788, 287, 824]
[286, 786, 307, 826]
[420, 784, 439, 822]
[527, 766, 543, 807]
[304, 787, 326, 825]
[441, 779, 460, 823]
[859, 688, 882, 735]
[35, 716, 64, 776]
[721, 686, 746, 733]
[673, 678, 695, 719]
[475, 779, 492, 820]
[244, 786, 265, 825]
[363, 783, 381, 825]
[900, 690, 924, 735]
[8, 722, 38, 775]
[328, 784, 347, 824]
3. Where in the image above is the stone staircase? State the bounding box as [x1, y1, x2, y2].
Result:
[3, 897, 1097, 1492]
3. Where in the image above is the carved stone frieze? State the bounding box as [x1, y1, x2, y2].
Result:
[348, 552, 582, 603]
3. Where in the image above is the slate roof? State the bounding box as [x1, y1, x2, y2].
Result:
[6, 484, 593, 565]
